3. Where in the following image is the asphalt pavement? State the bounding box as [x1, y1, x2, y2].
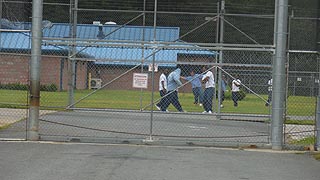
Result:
[0, 109, 315, 149]
[0, 141, 319, 180]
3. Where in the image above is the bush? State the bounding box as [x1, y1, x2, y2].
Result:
[40, 84, 58, 92]
[0, 83, 28, 90]
[0, 83, 58, 92]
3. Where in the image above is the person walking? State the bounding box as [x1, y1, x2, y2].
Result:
[155, 69, 169, 111]
[162, 68, 184, 112]
[231, 75, 241, 107]
[181, 70, 203, 106]
[201, 66, 215, 114]
[265, 78, 272, 106]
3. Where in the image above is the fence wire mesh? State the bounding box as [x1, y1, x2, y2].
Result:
[0, 0, 319, 150]
[0, 51, 30, 139]
[284, 52, 319, 149]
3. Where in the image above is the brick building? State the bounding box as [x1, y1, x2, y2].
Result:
[0, 22, 216, 91]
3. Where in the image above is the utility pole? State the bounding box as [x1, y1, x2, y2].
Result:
[28, 0, 43, 140]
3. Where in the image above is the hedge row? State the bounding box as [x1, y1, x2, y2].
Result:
[0, 83, 58, 92]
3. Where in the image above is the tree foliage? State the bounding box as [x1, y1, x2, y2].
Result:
[39, 0, 318, 50]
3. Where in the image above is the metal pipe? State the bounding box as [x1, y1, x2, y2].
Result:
[271, 0, 289, 150]
[0, 0, 2, 29]
[42, 37, 275, 48]
[139, 0, 147, 110]
[0, 0, 2, 48]
[148, 0, 158, 140]
[217, 0, 225, 118]
[316, 55, 320, 151]
[68, 0, 78, 107]
[43, 41, 275, 52]
[28, 0, 43, 141]
[283, 10, 294, 139]
[76, 8, 218, 16]
[274, 0, 279, 47]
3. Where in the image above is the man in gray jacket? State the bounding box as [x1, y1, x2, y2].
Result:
[162, 68, 184, 112]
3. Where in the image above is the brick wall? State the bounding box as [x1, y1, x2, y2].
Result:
[0, 55, 29, 84]
[87, 55, 217, 93]
[88, 66, 193, 93]
[0, 54, 88, 90]
[75, 61, 88, 90]
[0, 54, 215, 92]
[41, 56, 61, 86]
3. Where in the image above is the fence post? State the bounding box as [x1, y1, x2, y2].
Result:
[316, 96, 320, 151]
[271, 0, 289, 150]
[147, 0, 158, 142]
[68, 0, 78, 107]
[28, 0, 43, 140]
[217, 0, 225, 119]
[0, 0, 2, 30]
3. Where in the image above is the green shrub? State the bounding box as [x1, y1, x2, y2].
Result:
[48, 84, 58, 92]
[40, 84, 58, 92]
[0, 83, 57, 92]
[0, 83, 28, 90]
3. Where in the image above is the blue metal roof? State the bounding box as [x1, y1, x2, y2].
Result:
[42, 23, 180, 42]
[1, 23, 217, 67]
[0, 32, 31, 49]
[0, 32, 66, 51]
[79, 44, 217, 67]
[2, 21, 180, 41]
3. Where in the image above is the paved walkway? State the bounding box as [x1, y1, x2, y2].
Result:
[0, 108, 316, 144]
[0, 141, 319, 180]
[0, 108, 55, 127]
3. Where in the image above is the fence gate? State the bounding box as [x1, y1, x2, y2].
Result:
[0, 1, 318, 149]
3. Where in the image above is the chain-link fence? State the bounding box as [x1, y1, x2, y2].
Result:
[0, 0, 319, 150]
[284, 51, 319, 149]
[0, 51, 30, 139]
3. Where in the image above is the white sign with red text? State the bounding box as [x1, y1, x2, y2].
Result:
[133, 73, 148, 89]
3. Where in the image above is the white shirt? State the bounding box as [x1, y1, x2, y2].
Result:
[202, 71, 215, 88]
[159, 73, 167, 91]
[268, 79, 272, 91]
[232, 79, 241, 92]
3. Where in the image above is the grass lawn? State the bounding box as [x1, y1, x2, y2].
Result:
[290, 136, 315, 146]
[0, 89, 317, 116]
